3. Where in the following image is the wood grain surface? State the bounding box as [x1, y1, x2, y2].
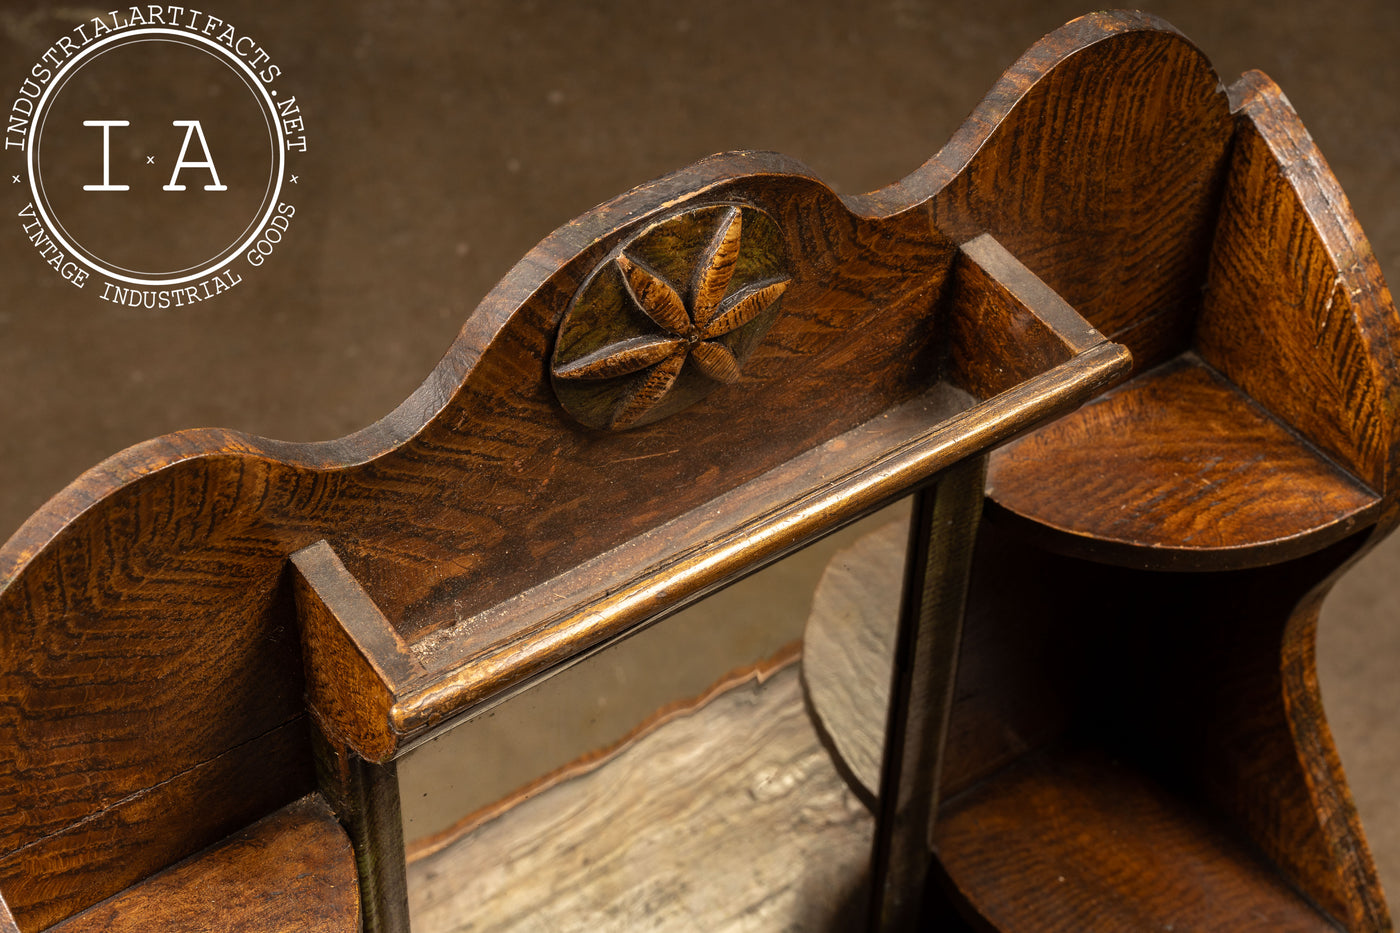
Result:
[0, 152, 960, 927]
[918, 11, 1233, 374]
[300, 277, 1123, 766]
[294, 541, 426, 762]
[934, 746, 1340, 932]
[944, 234, 1103, 400]
[46, 795, 358, 933]
[0, 718, 315, 932]
[1197, 71, 1400, 497]
[986, 356, 1381, 570]
[952, 62, 1400, 931]
[937, 518, 1391, 931]
[798, 508, 1394, 929]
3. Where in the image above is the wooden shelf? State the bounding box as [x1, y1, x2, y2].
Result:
[47, 796, 358, 933]
[933, 745, 1340, 932]
[985, 355, 1380, 571]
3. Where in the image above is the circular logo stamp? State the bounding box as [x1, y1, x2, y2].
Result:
[6, 8, 306, 306]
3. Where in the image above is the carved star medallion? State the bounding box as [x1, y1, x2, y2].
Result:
[551, 204, 790, 431]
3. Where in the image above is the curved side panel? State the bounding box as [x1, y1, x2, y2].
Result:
[980, 66, 1400, 572]
[1197, 70, 1400, 499]
[924, 11, 1233, 372]
[1281, 586, 1391, 932]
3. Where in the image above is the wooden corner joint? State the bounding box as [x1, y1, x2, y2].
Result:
[290, 541, 424, 763]
[946, 233, 1121, 400]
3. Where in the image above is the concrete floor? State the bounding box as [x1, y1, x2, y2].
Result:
[1, 0, 1396, 914]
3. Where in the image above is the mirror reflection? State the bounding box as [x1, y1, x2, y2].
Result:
[401, 499, 910, 931]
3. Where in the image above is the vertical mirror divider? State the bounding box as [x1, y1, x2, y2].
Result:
[868, 457, 988, 929]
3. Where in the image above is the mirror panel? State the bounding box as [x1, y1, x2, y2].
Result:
[401, 499, 911, 930]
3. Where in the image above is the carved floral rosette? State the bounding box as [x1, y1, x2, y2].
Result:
[550, 204, 790, 431]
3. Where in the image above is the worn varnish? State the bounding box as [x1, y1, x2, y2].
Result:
[0, 10, 1392, 933]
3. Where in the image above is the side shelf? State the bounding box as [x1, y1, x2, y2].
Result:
[935, 746, 1341, 932]
[987, 354, 1380, 570]
[932, 69, 1400, 933]
[42, 796, 358, 933]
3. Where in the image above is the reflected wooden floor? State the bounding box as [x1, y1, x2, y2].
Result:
[407, 661, 874, 932]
